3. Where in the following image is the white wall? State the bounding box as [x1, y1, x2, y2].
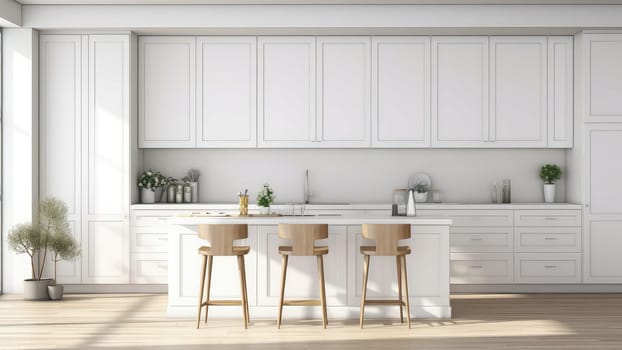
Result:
[2, 28, 38, 293]
[143, 148, 567, 204]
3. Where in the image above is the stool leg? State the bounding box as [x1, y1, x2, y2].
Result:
[396, 256, 404, 323]
[360, 255, 370, 329]
[401, 255, 412, 329]
[196, 255, 207, 329]
[241, 255, 250, 326]
[204, 256, 213, 324]
[317, 255, 328, 329]
[277, 254, 288, 329]
[237, 255, 248, 329]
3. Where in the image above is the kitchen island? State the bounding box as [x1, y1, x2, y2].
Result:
[167, 214, 452, 320]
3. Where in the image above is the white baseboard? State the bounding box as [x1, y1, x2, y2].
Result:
[167, 305, 452, 320]
[452, 284, 622, 293]
[64, 284, 167, 293]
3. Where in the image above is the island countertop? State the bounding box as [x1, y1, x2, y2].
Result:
[168, 214, 453, 226]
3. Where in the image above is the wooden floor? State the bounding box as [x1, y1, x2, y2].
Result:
[1, 293, 622, 349]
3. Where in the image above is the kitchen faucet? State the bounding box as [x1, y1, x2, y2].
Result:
[304, 169, 312, 204]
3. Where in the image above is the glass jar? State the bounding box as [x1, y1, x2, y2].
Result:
[183, 184, 192, 203]
[392, 189, 409, 216]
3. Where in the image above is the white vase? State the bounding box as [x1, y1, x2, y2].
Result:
[544, 184, 556, 203]
[414, 192, 428, 203]
[406, 190, 416, 217]
[259, 206, 270, 215]
[141, 188, 156, 204]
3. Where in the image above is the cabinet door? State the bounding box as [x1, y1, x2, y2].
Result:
[548, 36, 574, 148]
[371, 36, 430, 148]
[586, 125, 622, 217]
[585, 34, 622, 122]
[139, 36, 196, 148]
[489, 37, 547, 147]
[432, 37, 489, 147]
[317, 36, 371, 147]
[584, 220, 622, 283]
[196, 37, 257, 148]
[258, 37, 316, 147]
[82, 35, 130, 284]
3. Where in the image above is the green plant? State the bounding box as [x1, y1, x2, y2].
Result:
[414, 183, 429, 193]
[7, 197, 72, 281]
[257, 184, 275, 207]
[137, 169, 167, 191]
[540, 164, 562, 184]
[48, 231, 80, 286]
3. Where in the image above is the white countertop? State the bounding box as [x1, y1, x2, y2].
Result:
[133, 202, 583, 211]
[168, 214, 452, 226]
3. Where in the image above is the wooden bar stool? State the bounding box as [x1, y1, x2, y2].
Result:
[196, 224, 250, 329]
[359, 224, 412, 328]
[277, 224, 329, 329]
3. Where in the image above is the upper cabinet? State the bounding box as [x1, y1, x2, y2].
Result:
[371, 36, 430, 148]
[316, 36, 371, 147]
[432, 37, 489, 147]
[584, 34, 622, 123]
[138, 35, 574, 149]
[139, 36, 196, 148]
[489, 36, 547, 147]
[258, 37, 317, 147]
[196, 37, 257, 148]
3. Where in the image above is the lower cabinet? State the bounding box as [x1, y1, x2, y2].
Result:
[514, 253, 581, 283]
[82, 220, 129, 284]
[131, 253, 168, 284]
[584, 220, 622, 283]
[450, 253, 514, 284]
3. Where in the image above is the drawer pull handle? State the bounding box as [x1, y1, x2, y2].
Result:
[470, 265, 483, 269]
[158, 217, 168, 221]
[544, 217, 558, 221]
[157, 237, 168, 241]
[544, 237, 557, 241]
[158, 264, 168, 269]
[470, 238, 483, 241]
[544, 265, 557, 269]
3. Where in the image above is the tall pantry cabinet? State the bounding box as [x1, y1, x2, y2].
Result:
[570, 33, 622, 283]
[39, 34, 131, 284]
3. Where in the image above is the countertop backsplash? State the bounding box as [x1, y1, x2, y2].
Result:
[142, 148, 567, 204]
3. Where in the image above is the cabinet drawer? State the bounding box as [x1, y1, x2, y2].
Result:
[514, 210, 581, 227]
[130, 253, 168, 284]
[131, 226, 169, 253]
[515, 227, 581, 253]
[131, 212, 175, 227]
[450, 227, 513, 253]
[450, 253, 513, 284]
[423, 210, 513, 227]
[514, 253, 581, 283]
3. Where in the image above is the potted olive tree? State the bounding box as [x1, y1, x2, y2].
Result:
[7, 197, 71, 300]
[257, 184, 275, 215]
[48, 228, 80, 300]
[540, 164, 562, 203]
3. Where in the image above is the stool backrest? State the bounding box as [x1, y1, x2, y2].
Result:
[198, 224, 248, 256]
[361, 224, 411, 256]
[278, 224, 329, 256]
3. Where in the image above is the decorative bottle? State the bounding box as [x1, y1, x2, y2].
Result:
[406, 189, 417, 217]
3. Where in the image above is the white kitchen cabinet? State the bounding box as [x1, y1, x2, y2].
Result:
[489, 37, 547, 147]
[584, 34, 622, 122]
[39, 35, 84, 284]
[316, 36, 371, 147]
[256, 225, 348, 306]
[371, 36, 430, 148]
[82, 35, 130, 284]
[130, 253, 168, 284]
[432, 37, 489, 147]
[450, 227, 514, 253]
[139, 36, 196, 148]
[548, 36, 574, 148]
[514, 253, 581, 284]
[258, 37, 317, 147]
[196, 37, 257, 148]
[450, 253, 514, 284]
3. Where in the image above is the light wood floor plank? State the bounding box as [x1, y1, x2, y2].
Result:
[1, 293, 622, 349]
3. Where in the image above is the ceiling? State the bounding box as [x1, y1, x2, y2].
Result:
[14, 0, 622, 4]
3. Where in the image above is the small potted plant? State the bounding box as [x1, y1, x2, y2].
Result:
[257, 184, 275, 215]
[7, 197, 69, 300]
[413, 183, 429, 203]
[540, 164, 562, 203]
[48, 228, 80, 301]
[137, 169, 166, 204]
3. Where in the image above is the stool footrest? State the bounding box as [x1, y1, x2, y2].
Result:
[202, 300, 243, 307]
[363, 299, 405, 306]
[283, 299, 321, 306]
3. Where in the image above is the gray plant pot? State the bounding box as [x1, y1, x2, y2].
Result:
[23, 279, 52, 301]
[48, 285, 64, 301]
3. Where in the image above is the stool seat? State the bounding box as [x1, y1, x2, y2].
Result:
[279, 245, 328, 256]
[360, 245, 411, 256]
[199, 246, 250, 256]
